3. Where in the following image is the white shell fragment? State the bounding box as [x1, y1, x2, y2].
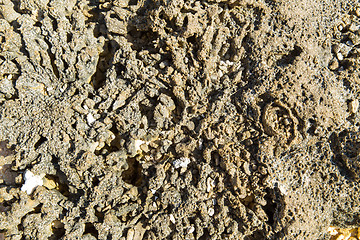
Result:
[327, 226, 338, 236]
[169, 214, 176, 224]
[188, 226, 195, 234]
[126, 228, 135, 240]
[87, 113, 96, 125]
[349, 99, 359, 114]
[173, 157, 191, 169]
[206, 177, 215, 192]
[208, 208, 215, 216]
[21, 170, 44, 195]
[134, 140, 146, 152]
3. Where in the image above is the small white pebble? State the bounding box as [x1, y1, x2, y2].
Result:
[327, 226, 338, 236]
[336, 234, 345, 240]
[198, 138, 203, 150]
[21, 170, 44, 195]
[87, 113, 96, 125]
[336, 52, 344, 61]
[134, 140, 145, 152]
[343, 232, 351, 240]
[225, 60, 233, 66]
[208, 208, 215, 216]
[356, 7, 360, 17]
[218, 70, 224, 78]
[346, 41, 354, 47]
[349, 23, 359, 32]
[173, 157, 191, 169]
[169, 214, 176, 224]
[349, 99, 359, 113]
[126, 229, 135, 240]
[89, 142, 99, 152]
[278, 184, 288, 195]
[206, 177, 215, 192]
[187, 226, 195, 234]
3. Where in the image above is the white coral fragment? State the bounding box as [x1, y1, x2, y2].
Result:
[21, 170, 44, 195]
[87, 112, 96, 125]
[173, 157, 191, 169]
[327, 226, 338, 236]
[134, 140, 145, 152]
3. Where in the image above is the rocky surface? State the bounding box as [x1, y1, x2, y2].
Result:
[1, 0, 360, 239]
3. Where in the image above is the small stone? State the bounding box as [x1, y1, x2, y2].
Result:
[87, 113, 96, 125]
[356, 7, 360, 17]
[339, 43, 353, 57]
[242, 131, 251, 140]
[206, 177, 215, 192]
[336, 52, 344, 61]
[159, 61, 168, 69]
[349, 23, 359, 32]
[242, 162, 251, 176]
[329, 58, 339, 70]
[188, 226, 195, 234]
[327, 226, 338, 236]
[52, 220, 64, 229]
[128, 187, 138, 198]
[126, 229, 135, 240]
[43, 177, 57, 190]
[208, 208, 215, 216]
[349, 32, 360, 45]
[169, 214, 175, 224]
[134, 140, 145, 152]
[173, 157, 191, 169]
[349, 99, 359, 113]
[89, 142, 99, 152]
[337, 23, 345, 31]
[84, 99, 96, 109]
[140, 143, 150, 153]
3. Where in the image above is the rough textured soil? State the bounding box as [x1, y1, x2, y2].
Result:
[1, 0, 360, 239]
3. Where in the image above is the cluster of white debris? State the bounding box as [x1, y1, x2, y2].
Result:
[21, 170, 44, 195]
